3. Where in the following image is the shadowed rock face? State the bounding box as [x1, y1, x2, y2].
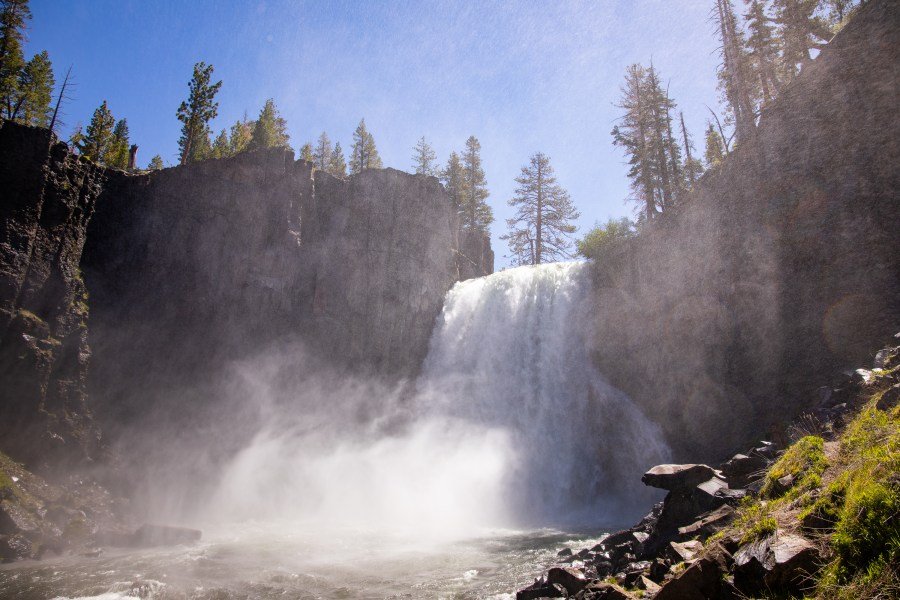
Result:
[587, 0, 900, 461]
[0, 123, 106, 469]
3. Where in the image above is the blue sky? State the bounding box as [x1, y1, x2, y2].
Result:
[28, 0, 721, 268]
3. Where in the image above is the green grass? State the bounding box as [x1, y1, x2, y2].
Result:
[760, 435, 828, 501]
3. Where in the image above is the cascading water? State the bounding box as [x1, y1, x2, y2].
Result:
[1, 261, 671, 599]
[417, 261, 670, 524]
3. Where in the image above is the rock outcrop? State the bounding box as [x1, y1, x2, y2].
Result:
[586, 0, 900, 460]
[0, 123, 105, 469]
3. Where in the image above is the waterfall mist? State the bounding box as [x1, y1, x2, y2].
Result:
[117, 262, 668, 540]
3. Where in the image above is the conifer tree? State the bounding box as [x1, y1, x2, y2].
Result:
[105, 118, 130, 168]
[744, 0, 781, 106]
[249, 98, 290, 150]
[211, 128, 230, 158]
[78, 100, 115, 162]
[440, 151, 465, 213]
[349, 119, 382, 174]
[12, 50, 52, 125]
[714, 0, 756, 144]
[772, 0, 832, 77]
[67, 123, 83, 151]
[460, 135, 493, 232]
[0, 0, 29, 121]
[412, 136, 437, 176]
[176, 61, 221, 164]
[298, 142, 313, 162]
[501, 152, 579, 266]
[312, 131, 332, 171]
[228, 117, 253, 155]
[680, 112, 704, 185]
[147, 154, 164, 170]
[328, 141, 347, 178]
[704, 122, 726, 167]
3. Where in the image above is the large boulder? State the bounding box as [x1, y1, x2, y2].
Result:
[642, 465, 717, 491]
[655, 554, 732, 600]
[733, 533, 819, 594]
[547, 567, 588, 595]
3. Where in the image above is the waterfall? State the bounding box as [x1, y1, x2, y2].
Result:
[417, 261, 670, 525]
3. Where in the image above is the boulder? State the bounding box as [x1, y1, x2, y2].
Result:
[576, 581, 635, 600]
[557, 547, 573, 558]
[517, 582, 567, 599]
[876, 384, 900, 411]
[547, 567, 588, 595]
[665, 540, 704, 564]
[638, 575, 661, 595]
[654, 555, 730, 600]
[642, 465, 717, 491]
[733, 533, 819, 594]
[676, 505, 736, 540]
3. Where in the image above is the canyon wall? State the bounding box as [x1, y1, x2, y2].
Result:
[0, 124, 105, 468]
[588, 0, 899, 460]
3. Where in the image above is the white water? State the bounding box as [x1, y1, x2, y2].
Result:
[0, 261, 670, 599]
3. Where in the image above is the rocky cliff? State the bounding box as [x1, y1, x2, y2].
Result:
[0, 123, 105, 469]
[587, 0, 899, 460]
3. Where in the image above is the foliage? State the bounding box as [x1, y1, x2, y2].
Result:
[211, 128, 230, 159]
[329, 141, 347, 177]
[612, 63, 686, 221]
[440, 151, 464, 212]
[0, 0, 30, 120]
[105, 118, 130, 169]
[298, 142, 313, 162]
[14, 49, 53, 126]
[459, 135, 492, 233]
[147, 154, 164, 170]
[349, 118, 382, 174]
[501, 152, 579, 265]
[704, 123, 726, 168]
[77, 100, 115, 162]
[313, 131, 332, 171]
[228, 117, 253, 155]
[576, 217, 636, 261]
[733, 498, 779, 543]
[176, 61, 222, 164]
[250, 98, 290, 151]
[412, 135, 437, 176]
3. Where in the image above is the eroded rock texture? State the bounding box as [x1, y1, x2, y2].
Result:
[0, 123, 105, 468]
[587, 0, 900, 460]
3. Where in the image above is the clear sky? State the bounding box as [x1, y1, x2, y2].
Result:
[27, 0, 721, 268]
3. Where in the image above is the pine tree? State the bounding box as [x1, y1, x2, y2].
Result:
[298, 142, 314, 162]
[0, 0, 29, 121]
[249, 98, 290, 150]
[228, 117, 253, 155]
[501, 152, 579, 266]
[460, 135, 493, 232]
[211, 128, 230, 158]
[772, 0, 832, 77]
[67, 123, 83, 151]
[412, 136, 437, 176]
[440, 151, 465, 213]
[105, 118, 130, 168]
[612, 64, 685, 219]
[744, 0, 781, 106]
[714, 0, 757, 144]
[78, 100, 115, 163]
[176, 61, 221, 164]
[704, 122, 726, 167]
[312, 131, 332, 171]
[823, 0, 858, 26]
[12, 50, 52, 125]
[147, 154, 164, 170]
[328, 141, 347, 178]
[349, 119, 382, 174]
[680, 112, 704, 185]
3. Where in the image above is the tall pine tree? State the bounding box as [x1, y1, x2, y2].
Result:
[228, 116, 253, 155]
[176, 61, 221, 164]
[744, 0, 781, 106]
[13, 49, 52, 125]
[78, 100, 115, 163]
[249, 98, 290, 150]
[501, 152, 579, 266]
[313, 131, 332, 171]
[106, 118, 130, 168]
[772, 0, 832, 77]
[349, 119, 382, 174]
[329, 141, 347, 177]
[704, 122, 726, 167]
[412, 136, 437, 176]
[298, 142, 314, 162]
[0, 0, 29, 121]
[440, 151, 465, 213]
[460, 135, 493, 232]
[714, 0, 756, 144]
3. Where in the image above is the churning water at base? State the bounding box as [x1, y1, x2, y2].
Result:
[0, 262, 669, 599]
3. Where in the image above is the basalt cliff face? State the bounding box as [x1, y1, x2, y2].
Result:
[0, 126, 492, 468]
[0, 124, 105, 469]
[587, 0, 899, 461]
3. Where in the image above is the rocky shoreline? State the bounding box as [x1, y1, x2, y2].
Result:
[516, 338, 900, 599]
